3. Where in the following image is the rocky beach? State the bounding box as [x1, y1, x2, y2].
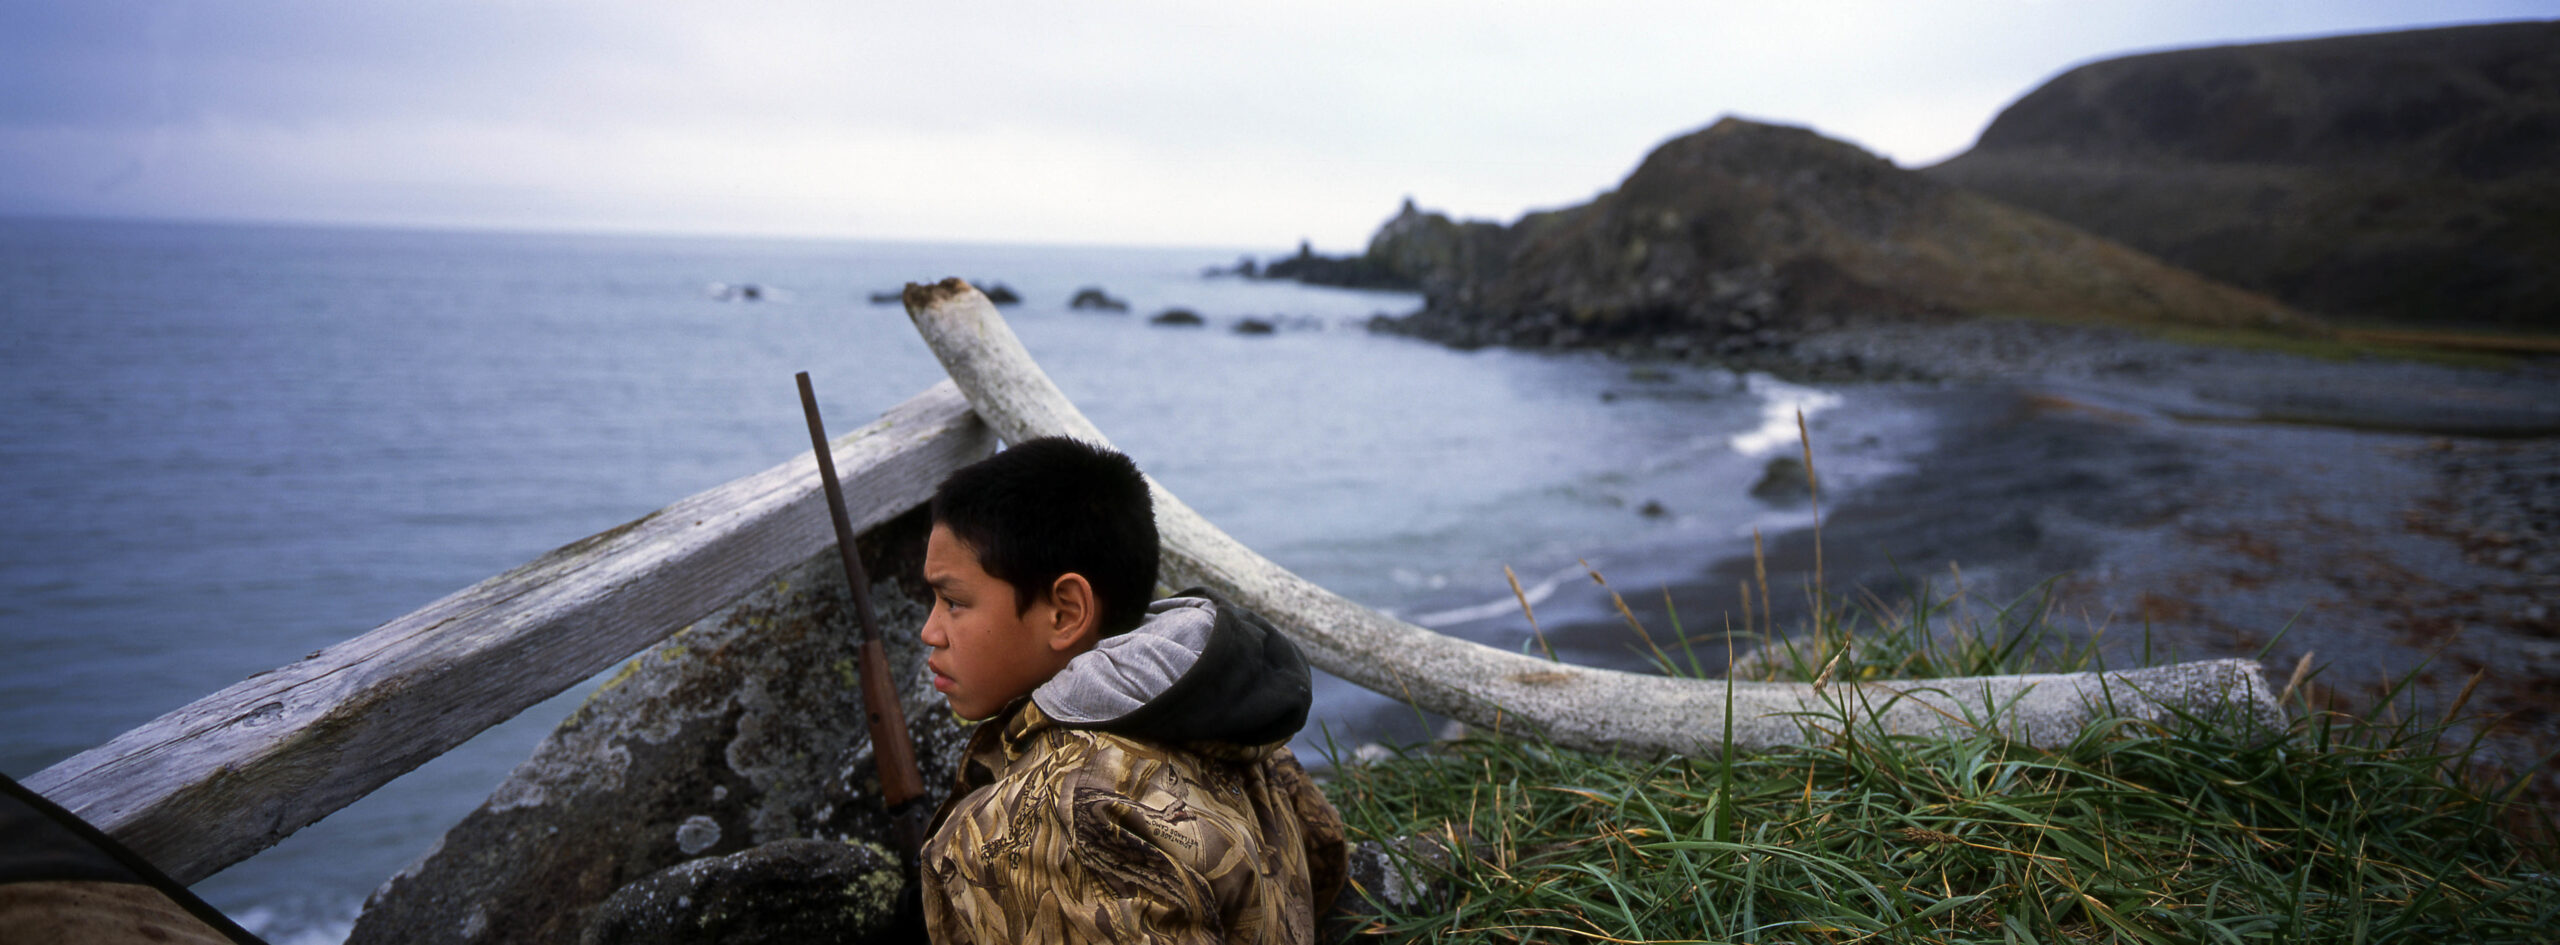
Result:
[1353, 308, 2560, 779]
[1278, 20, 2560, 783]
[1776, 320, 2556, 766]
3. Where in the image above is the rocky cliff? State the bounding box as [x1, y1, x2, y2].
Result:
[1925, 20, 2560, 330]
[1378, 118, 2309, 356]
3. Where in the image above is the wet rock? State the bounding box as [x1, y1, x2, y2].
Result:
[579, 839, 910, 945]
[1150, 308, 1204, 327]
[1233, 317, 1277, 335]
[1639, 499, 1669, 518]
[1749, 455, 1812, 506]
[977, 282, 1022, 305]
[1067, 287, 1129, 312]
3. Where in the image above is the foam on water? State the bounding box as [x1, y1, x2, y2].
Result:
[1729, 373, 1846, 456]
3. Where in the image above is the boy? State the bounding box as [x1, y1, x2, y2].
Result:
[916, 436, 1347, 945]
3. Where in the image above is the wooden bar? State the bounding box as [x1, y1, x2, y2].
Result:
[902, 279, 2286, 759]
[24, 381, 995, 885]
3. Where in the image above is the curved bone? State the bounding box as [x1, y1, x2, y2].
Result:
[901, 279, 2281, 753]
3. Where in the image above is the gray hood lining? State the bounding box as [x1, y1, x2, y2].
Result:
[1031, 596, 1216, 726]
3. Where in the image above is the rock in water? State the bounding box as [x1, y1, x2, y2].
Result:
[349, 509, 968, 945]
[1150, 308, 1205, 327]
[1258, 239, 1415, 290]
[579, 839, 909, 945]
[1749, 455, 1812, 506]
[1068, 286, 1130, 312]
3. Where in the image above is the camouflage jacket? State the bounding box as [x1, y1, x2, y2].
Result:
[920, 593, 1347, 945]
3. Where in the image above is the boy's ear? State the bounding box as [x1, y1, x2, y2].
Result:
[1044, 572, 1101, 653]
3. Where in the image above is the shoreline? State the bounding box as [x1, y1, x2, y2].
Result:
[1363, 315, 2560, 777]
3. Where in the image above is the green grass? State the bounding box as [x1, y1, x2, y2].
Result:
[2144, 323, 2515, 371]
[1981, 310, 2523, 370]
[1324, 579, 2560, 943]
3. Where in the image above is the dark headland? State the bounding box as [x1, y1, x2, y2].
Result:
[1281, 20, 2558, 342]
[1927, 20, 2560, 332]
[1261, 21, 2560, 774]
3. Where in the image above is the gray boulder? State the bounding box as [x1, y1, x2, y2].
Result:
[579, 839, 910, 945]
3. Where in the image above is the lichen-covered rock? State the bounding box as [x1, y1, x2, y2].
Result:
[349, 508, 968, 945]
[578, 839, 910, 945]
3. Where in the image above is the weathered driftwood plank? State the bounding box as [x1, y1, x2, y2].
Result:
[901, 278, 2285, 757]
[26, 381, 995, 885]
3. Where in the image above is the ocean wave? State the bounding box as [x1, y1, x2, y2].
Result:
[1727, 374, 1843, 457]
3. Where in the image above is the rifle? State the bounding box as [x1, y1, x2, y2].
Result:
[795, 372, 932, 861]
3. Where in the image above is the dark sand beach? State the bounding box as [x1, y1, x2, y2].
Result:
[1505, 319, 2560, 777]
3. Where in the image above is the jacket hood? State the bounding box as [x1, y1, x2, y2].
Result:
[1030, 588, 1311, 747]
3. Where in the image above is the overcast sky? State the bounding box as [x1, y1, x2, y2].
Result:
[2, 1, 2549, 249]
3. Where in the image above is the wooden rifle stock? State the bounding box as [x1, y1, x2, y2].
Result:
[795, 372, 931, 856]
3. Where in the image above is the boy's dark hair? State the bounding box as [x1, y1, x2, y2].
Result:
[929, 436, 1159, 636]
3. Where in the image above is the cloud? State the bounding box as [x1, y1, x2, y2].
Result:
[2, 0, 2551, 246]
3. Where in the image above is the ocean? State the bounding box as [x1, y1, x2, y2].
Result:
[0, 216, 1933, 942]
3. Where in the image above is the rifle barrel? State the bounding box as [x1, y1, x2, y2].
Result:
[795, 372, 929, 811]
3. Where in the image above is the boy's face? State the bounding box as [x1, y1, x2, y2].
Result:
[920, 523, 1077, 721]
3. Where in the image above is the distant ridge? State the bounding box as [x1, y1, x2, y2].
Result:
[1926, 20, 2560, 331]
[1368, 117, 2307, 356]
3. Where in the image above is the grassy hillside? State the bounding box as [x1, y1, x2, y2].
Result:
[1927, 21, 2560, 332]
[1379, 118, 2317, 355]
